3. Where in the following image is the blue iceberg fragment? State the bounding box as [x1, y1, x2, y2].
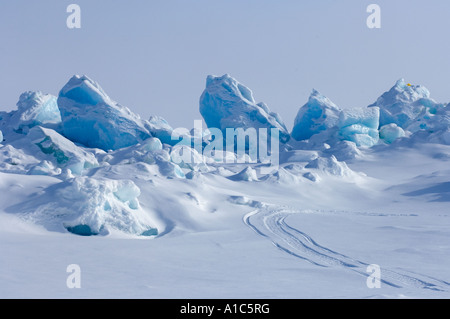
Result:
[58, 75, 152, 151]
[291, 89, 341, 141]
[199, 74, 290, 144]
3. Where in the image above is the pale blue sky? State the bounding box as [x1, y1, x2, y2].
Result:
[1, 0, 449, 129]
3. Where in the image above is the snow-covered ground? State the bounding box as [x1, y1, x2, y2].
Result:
[1, 75, 450, 298]
[1, 142, 449, 298]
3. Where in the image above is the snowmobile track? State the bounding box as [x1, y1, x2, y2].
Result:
[244, 207, 450, 292]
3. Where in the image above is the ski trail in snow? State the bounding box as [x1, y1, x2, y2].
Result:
[243, 207, 450, 292]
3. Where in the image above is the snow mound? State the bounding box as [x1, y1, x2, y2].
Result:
[202, 149, 253, 164]
[228, 166, 259, 181]
[27, 126, 98, 175]
[101, 139, 164, 166]
[302, 171, 319, 182]
[337, 107, 380, 147]
[291, 89, 341, 141]
[8, 177, 158, 236]
[170, 145, 209, 172]
[0, 144, 39, 174]
[10, 91, 61, 134]
[155, 152, 186, 179]
[379, 123, 405, 144]
[58, 75, 152, 151]
[369, 79, 443, 129]
[227, 195, 261, 207]
[324, 140, 363, 161]
[185, 170, 204, 180]
[99, 141, 188, 179]
[199, 74, 290, 143]
[283, 163, 304, 174]
[261, 167, 298, 184]
[305, 156, 352, 176]
[281, 150, 319, 163]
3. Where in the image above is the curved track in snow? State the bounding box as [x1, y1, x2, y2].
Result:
[244, 207, 450, 292]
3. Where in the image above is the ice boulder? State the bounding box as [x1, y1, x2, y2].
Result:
[170, 145, 209, 172]
[9, 91, 61, 134]
[147, 115, 180, 146]
[126, 147, 187, 178]
[337, 107, 380, 147]
[409, 102, 450, 132]
[0, 130, 3, 143]
[410, 105, 450, 144]
[324, 140, 363, 161]
[27, 160, 61, 176]
[283, 163, 304, 175]
[437, 129, 450, 145]
[140, 137, 163, 152]
[431, 106, 450, 139]
[0, 144, 41, 174]
[305, 155, 352, 176]
[303, 171, 319, 182]
[156, 159, 186, 179]
[0, 112, 9, 140]
[199, 74, 290, 144]
[185, 170, 204, 180]
[228, 195, 256, 206]
[151, 151, 185, 178]
[369, 79, 443, 129]
[8, 177, 158, 236]
[58, 75, 152, 151]
[101, 138, 164, 166]
[291, 89, 341, 141]
[379, 123, 405, 144]
[102, 142, 189, 178]
[27, 126, 98, 175]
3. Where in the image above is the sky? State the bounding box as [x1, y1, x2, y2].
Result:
[1, 0, 450, 129]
